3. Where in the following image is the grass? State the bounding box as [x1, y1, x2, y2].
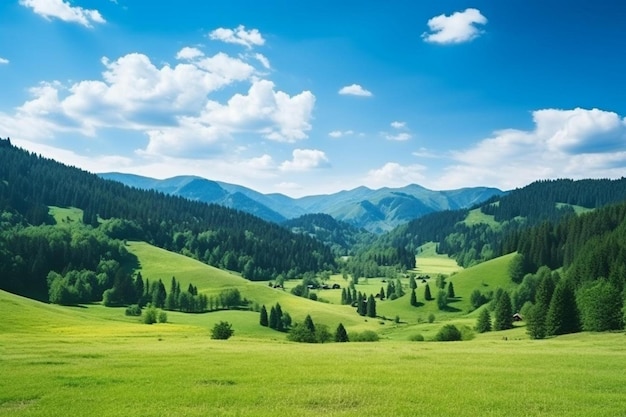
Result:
[1, 290, 626, 417]
[48, 206, 83, 225]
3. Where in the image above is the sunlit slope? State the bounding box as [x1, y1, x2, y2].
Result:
[127, 241, 378, 331]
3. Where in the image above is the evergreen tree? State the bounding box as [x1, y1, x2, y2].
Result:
[436, 290, 448, 310]
[341, 288, 347, 305]
[366, 294, 376, 318]
[269, 306, 278, 329]
[346, 288, 353, 304]
[424, 283, 432, 301]
[546, 280, 580, 336]
[152, 279, 166, 308]
[509, 253, 526, 283]
[304, 314, 316, 333]
[386, 281, 394, 299]
[410, 288, 418, 306]
[447, 281, 455, 298]
[526, 274, 554, 339]
[576, 280, 624, 331]
[357, 292, 366, 316]
[379, 286, 385, 300]
[134, 272, 144, 305]
[395, 278, 405, 298]
[494, 291, 513, 331]
[259, 305, 269, 327]
[275, 303, 284, 331]
[475, 308, 492, 333]
[409, 275, 417, 290]
[335, 323, 349, 342]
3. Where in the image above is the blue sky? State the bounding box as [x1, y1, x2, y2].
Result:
[1, 0, 626, 197]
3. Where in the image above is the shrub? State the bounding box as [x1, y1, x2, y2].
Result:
[408, 333, 424, 342]
[428, 313, 436, 323]
[459, 325, 475, 341]
[211, 321, 234, 340]
[350, 330, 379, 342]
[158, 310, 168, 323]
[287, 322, 316, 343]
[125, 304, 142, 316]
[434, 324, 462, 341]
[143, 306, 158, 324]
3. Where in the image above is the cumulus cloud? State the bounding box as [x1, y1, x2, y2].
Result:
[365, 162, 427, 188]
[338, 84, 373, 97]
[422, 8, 487, 44]
[209, 25, 265, 49]
[382, 120, 412, 141]
[203, 79, 314, 143]
[0, 57, 9, 65]
[436, 108, 626, 190]
[19, 0, 105, 28]
[0, 47, 315, 157]
[280, 149, 330, 171]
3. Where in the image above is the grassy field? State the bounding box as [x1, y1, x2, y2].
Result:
[2, 289, 626, 417]
[4, 239, 626, 416]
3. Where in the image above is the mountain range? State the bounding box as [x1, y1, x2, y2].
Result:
[99, 173, 504, 233]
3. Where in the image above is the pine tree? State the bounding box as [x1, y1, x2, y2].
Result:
[379, 286, 385, 300]
[335, 323, 349, 342]
[269, 306, 278, 329]
[447, 281, 455, 298]
[424, 283, 432, 301]
[304, 314, 316, 333]
[546, 280, 580, 336]
[275, 303, 284, 331]
[526, 274, 554, 339]
[410, 288, 418, 306]
[475, 308, 492, 333]
[494, 291, 513, 331]
[357, 292, 366, 316]
[409, 275, 417, 290]
[341, 288, 347, 304]
[366, 294, 376, 318]
[259, 305, 268, 327]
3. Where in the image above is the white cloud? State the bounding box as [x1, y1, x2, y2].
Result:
[384, 132, 412, 141]
[203, 79, 314, 143]
[209, 25, 265, 49]
[329, 130, 354, 138]
[0, 48, 314, 157]
[365, 162, 427, 188]
[19, 0, 105, 28]
[176, 47, 204, 61]
[280, 149, 330, 171]
[338, 84, 373, 97]
[0, 57, 9, 65]
[435, 108, 626, 190]
[391, 121, 406, 129]
[422, 8, 487, 44]
[254, 53, 271, 69]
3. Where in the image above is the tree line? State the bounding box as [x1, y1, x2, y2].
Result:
[0, 143, 336, 285]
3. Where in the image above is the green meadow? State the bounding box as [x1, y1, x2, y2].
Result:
[2, 241, 626, 416]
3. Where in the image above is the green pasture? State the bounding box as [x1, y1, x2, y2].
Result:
[48, 206, 83, 225]
[1, 290, 626, 417]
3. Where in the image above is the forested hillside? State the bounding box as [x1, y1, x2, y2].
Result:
[383, 178, 626, 268]
[0, 142, 335, 302]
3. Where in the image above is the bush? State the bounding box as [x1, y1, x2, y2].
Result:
[434, 324, 462, 341]
[459, 325, 475, 341]
[350, 330, 379, 342]
[408, 333, 424, 342]
[158, 310, 168, 323]
[428, 313, 436, 323]
[125, 304, 142, 316]
[211, 321, 234, 340]
[143, 306, 158, 324]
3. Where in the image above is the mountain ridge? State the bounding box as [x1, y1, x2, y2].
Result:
[99, 172, 505, 232]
